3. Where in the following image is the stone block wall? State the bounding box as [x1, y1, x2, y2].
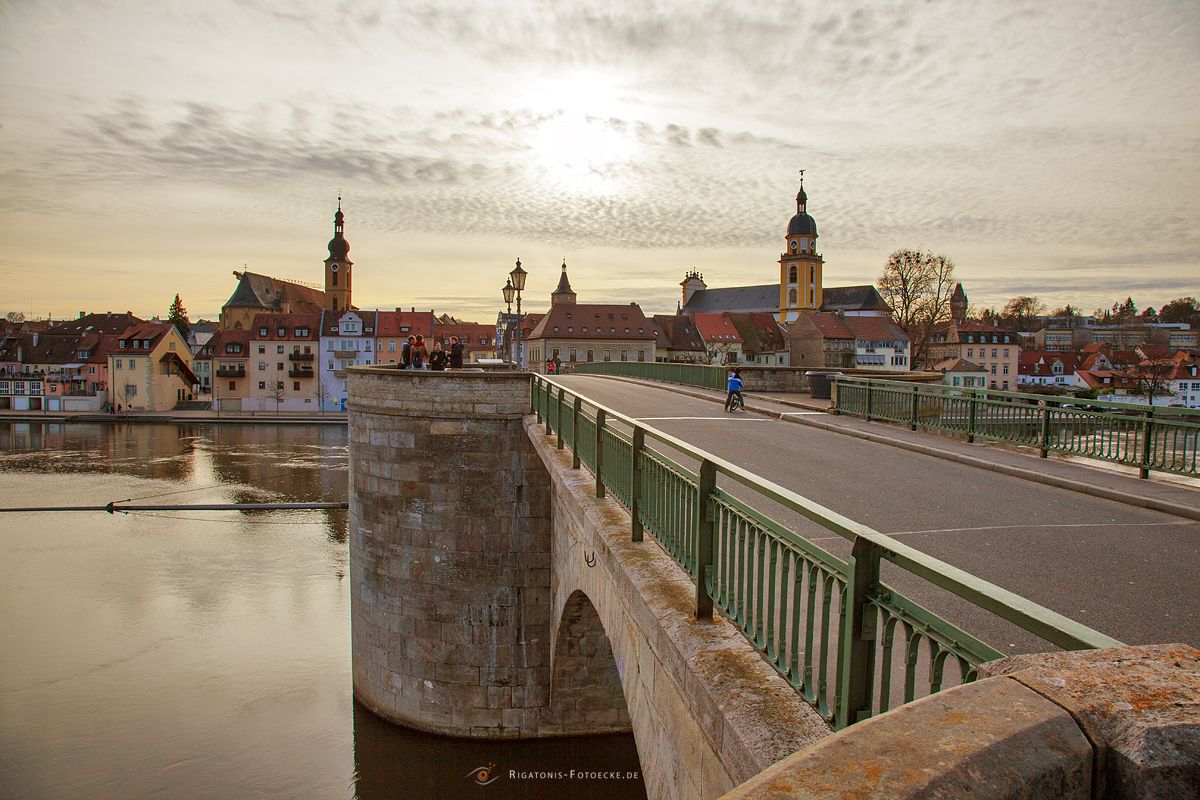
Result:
[347, 368, 556, 737]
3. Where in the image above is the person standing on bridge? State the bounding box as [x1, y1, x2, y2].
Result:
[411, 335, 429, 370]
[429, 340, 447, 371]
[401, 335, 415, 369]
[724, 369, 745, 412]
[448, 336, 464, 369]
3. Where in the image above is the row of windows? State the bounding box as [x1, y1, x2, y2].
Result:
[966, 348, 1012, 360]
[255, 345, 313, 354]
[257, 326, 311, 338]
[551, 326, 641, 336]
[531, 348, 646, 363]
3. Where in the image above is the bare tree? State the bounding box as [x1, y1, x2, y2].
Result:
[876, 249, 956, 368]
[1000, 296, 1047, 331]
[1159, 297, 1199, 324]
[271, 381, 286, 415]
[315, 374, 330, 415]
[4, 311, 25, 323]
[1132, 359, 1175, 407]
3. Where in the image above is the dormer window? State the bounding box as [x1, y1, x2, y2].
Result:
[259, 327, 268, 337]
[277, 327, 286, 337]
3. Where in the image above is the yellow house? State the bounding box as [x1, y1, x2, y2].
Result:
[107, 322, 198, 411]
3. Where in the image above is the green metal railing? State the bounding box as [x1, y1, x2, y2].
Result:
[531, 375, 1123, 731]
[833, 376, 1200, 478]
[573, 361, 728, 390]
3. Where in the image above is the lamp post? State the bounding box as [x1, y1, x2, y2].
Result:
[504, 258, 527, 369]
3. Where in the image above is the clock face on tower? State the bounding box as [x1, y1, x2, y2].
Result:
[331, 263, 339, 272]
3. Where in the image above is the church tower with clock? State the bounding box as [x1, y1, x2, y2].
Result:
[324, 197, 353, 312]
[777, 174, 824, 324]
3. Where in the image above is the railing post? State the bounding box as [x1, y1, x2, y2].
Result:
[572, 397, 581, 469]
[595, 408, 606, 498]
[556, 387, 564, 448]
[865, 380, 874, 419]
[837, 535, 883, 729]
[631, 426, 644, 542]
[910, 384, 919, 431]
[1140, 408, 1154, 479]
[967, 389, 977, 443]
[534, 377, 543, 423]
[694, 459, 716, 620]
[1039, 403, 1051, 458]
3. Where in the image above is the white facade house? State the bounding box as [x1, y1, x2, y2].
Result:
[319, 310, 377, 411]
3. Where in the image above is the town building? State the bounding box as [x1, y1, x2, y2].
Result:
[244, 313, 321, 412]
[927, 321, 1020, 390]
[650, 314, 707, 362]
[319, 309, 378, 411]
[107, 322, 197, 411]
[524, 263, 656, 372]
[1018, 351, 1084, 389]
[787, 311, 911, 371]
[434, 321, 497, 364]
[931, 357, 987, 389]
[205, 329, 250, 413]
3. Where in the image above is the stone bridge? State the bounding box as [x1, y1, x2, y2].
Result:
[347, 368, 829, 799]
[346, 367, 1198, 800]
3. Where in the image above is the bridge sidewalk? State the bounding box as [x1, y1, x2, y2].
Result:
[594, 376, 1200, 522]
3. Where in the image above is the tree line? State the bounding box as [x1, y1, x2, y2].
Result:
[876, 248, 1198, 364]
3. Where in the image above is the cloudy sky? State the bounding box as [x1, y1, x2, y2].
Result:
[1, 0, 1196, 323]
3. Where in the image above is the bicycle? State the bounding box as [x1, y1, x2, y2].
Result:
[725, 392, 744, 412]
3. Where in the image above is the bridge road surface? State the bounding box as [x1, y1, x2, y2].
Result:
[551, 375, 1200, 658]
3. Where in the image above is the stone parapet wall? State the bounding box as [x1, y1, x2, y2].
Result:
[721, 643, 1199, 800]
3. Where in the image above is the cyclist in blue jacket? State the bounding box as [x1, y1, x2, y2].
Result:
[724, 369, 745, 412]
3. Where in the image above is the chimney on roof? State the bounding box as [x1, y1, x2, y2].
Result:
[78, 311, 85, 319]
[411, 307, 415, 313]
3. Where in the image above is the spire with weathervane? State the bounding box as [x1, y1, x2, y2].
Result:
[551, 259, 577, 306]
[778, 169, 824, 324]
[324, 195, 353, 312]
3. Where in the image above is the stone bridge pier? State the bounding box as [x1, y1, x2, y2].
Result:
[347, 368, 827, 800]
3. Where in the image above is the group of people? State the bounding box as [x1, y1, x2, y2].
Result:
[400, 335, 465, 370]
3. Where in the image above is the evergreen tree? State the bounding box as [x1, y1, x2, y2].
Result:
[168, 294, 191, 340]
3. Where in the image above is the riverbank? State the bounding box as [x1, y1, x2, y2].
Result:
[0, 410, 347, 425]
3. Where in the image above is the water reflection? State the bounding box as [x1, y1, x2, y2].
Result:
[0, 422, 643, 799]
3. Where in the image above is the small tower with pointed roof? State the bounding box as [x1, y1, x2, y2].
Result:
[951, 282, 968, 324]
[778, 171, 824, 324]
[551, 260, 577, 306]
[324, 197, 353, 313]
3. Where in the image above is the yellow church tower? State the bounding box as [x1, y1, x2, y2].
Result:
[778, 172, 824, 324]
[324, 197, 353, 312]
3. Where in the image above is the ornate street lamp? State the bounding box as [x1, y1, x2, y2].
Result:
[504, 258, 527, 369]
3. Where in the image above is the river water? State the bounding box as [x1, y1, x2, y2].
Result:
[0, 422, 644, 800]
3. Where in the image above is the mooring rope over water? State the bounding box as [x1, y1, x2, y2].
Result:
[0, 502, 349, 514]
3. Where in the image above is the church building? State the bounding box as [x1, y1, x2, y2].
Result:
[219, 199, 354, 330]
[679, 176, 890, 323]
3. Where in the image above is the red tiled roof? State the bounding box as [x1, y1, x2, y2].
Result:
[527, 304, 655, 341]
[841, 315, 909, 342]
[376, 310, 435, 337]
[250, 313, 322, 340]
[932, 357, 985, 373]
[799, 311, 854, 339]
[692, 313, 743, 343]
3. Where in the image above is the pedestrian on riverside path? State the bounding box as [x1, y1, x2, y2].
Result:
[401, 335, 415, 369]
[429, 341, 448, 371]
[449, 336, 464, 369]
[410, 335, 429, 370]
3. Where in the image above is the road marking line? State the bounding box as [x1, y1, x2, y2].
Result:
[780, 411, 826, 416]
[634, 416, 770, 421]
